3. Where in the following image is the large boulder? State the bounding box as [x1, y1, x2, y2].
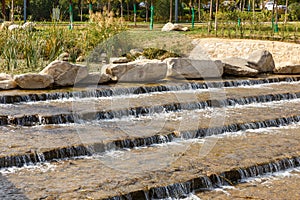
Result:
[78, 72, 114, 85]
[0, 80, 17, 90]
[0, 73, 13, 81]
[165, 58, 223, 79]
[0, 74, 17, 90]
[274, 63, 300, 74]
[222, 57, 259, 77]
[106, 59, 167, 82]
[14, 73, 54, 89]
[40, 60, 88, 86]
[161, 22, 189, 32]
[247, 50, 275, 72]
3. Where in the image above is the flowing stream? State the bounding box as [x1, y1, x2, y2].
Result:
[0, 75, 299, 199]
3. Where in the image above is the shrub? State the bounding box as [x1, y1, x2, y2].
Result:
[288, 2, 300, 21]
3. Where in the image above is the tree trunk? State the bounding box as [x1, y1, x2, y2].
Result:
[208, 0, 213, 32]
[275, 0, 278, 25]
[214, 0, 218, 31]
[11, 0, 14, 22]
[252, 0, 255, 18]
[1, 0, 5, 20]
[108, 0, 111, 12]
[78, 0, 82, 21]
[127, 0, 130, 21]
[146, 0, 149, 22]
[169, 0, 172, 22]
[284, 0, 288, 23]
[198, 0, 201, 21]
[120, 0, 123, 18]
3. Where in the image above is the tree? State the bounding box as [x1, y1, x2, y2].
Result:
[1, 0, 5, 20]
[288, 2, 300, 20]
[284, 0, 288, 23]
[198, 0, 201, 21]
[214, 0, 218, 31]
[208, 0, 212, 32]
[169, 0, 172, 22]
[29, 0, 53, 21]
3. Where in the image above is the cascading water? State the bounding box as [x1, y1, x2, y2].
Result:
[0, 76, 299, 104]
[0, 76, 300, 199]
[0, 91, 300, 126]
[104, 157, 300, 200]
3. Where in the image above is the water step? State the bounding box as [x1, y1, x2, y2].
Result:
[104, 157, 300, 200]
[2, 125, 300, 199]
[0, 98, 300, 168]
[0, 81, 300, 126]
[0, 75, 299, 104]
[196, 166, 300, 199]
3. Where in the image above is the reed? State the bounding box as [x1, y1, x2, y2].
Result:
[0, 11, 126, 74]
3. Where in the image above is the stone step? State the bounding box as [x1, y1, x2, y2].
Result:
[0, 75, 299, 104]
[196, 167, 300, 199]
[0, 81, 299, 126]
[2, 124, 300, 199]
[0, 98, 300, 168]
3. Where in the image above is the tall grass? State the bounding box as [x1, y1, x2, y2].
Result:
[0, 11, 126, 74]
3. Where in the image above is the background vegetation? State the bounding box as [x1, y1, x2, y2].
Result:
[0, 0, 300, 74]
[0, 10, 126, 74]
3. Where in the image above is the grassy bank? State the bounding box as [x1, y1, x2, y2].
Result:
[0, 13, 299, 75]
[0, 11, 126, 74]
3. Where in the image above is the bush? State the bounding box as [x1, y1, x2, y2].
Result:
[288, 2, 300, 21]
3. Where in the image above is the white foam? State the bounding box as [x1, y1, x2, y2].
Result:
[240, 166, 300, 184]
[159, 193, 202, 200]
[12, 80, 300, 105]
[0, 162, 56, 175]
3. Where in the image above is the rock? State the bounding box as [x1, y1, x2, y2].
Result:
[40, 60, 88, 86]
[180, 27, 189, 31]
[0, 73, 17, 90]
[222, 57, 259, 77]
[78, 72, 112, 84]
[57, 52, 70, 61]
[110, 57, 131, 64]
[136, 55, 147, 60]
[247, 50, 275, 72]
[274, 63, 300, 74]
[0, 73, 13, 81]
[164, 58, 223, 79]
[161, 22, 189, 32]
[76, 56, 85, 62]
[14, 73, 54, 89]
[130, 49, 143, 57]
[8, 24, 21, 31]
[161, 22, 174, 31]
[0, 21, 13, 30]
[106, 59, 167, 82]
[0, 80, 17, 90]
[22, 22, 36, 31]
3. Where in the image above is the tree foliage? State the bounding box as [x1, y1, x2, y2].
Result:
[288, 2, 300, 20]
[29, 0, 54, 21]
